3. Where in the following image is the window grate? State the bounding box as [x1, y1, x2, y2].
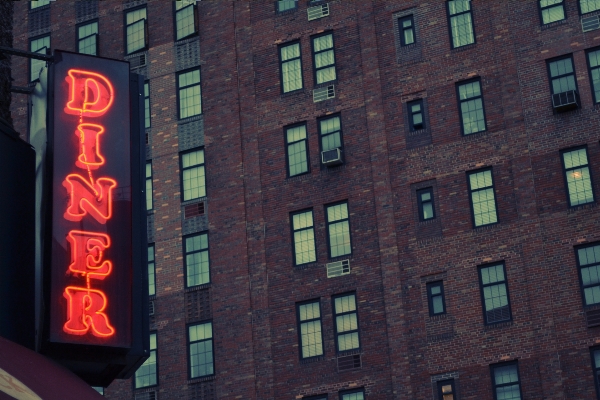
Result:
[313, 85, 335, 102]
[307, 3, 329, 20]
[134, 391, 156, 400]
[190, 381, 216, 399]
[185, 202, 205, 219]
[185, 288, 211, 322]
[326, 259, 350, 278]
[149, 300, 154, 316]
[127, 54, 146, 69]
[337, 354, 361, 371]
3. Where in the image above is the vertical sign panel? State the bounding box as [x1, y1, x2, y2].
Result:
[49, 51, 132, 348]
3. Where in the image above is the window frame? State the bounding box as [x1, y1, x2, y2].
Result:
[560, 146, 595, 208]
[456, 78, 487, 136]
[398, 15, 416, 46]
[437, 379, 457, 400]
[29, 34, 50, 83]
[173, 0, 198, 42]
[332, 292, 361, 354]
[325, 201, 352, 259]
[279, 40, 304, 94]
[134, 331, 158, 389]
[311, 31, 337, 86]
[587, 46, 600, 104]
[478, 262, 513, 325]
[179, 147, 206, 202]
[176, 67, 203, 119]
[187, 320, 215, 379]
[426, 281, 446, 316]
[538, 0, 566, 25]
[446, 0, 476, 49]
[296, 299, 325, 360]
[407, 99, 425, 132]
[339, 388, 365, 400]
[183, 231, 211, 288]
[416, 187, 436, 221]
[546, 54, 578, 96]
[290, 208, 317, 266]
[590, 346, 600, 400]
[467, 167, 499, 228]
[284, 122, 310, 178]
[490, 361, 522, 400]
[148, 243, 156, 297]
[76, 19, 99, 56]
[317, 113, 344, 155]
[276, 0, 298, 13]
[575, 242, 600, 308]
[123, 5, 148, 55]
[144, 80, 151, 129]
[579, 0, 600, 15]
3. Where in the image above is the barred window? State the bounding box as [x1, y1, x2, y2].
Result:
[297, 300, 324, 359]
[581, 0, 600, 14]
[467, 168, 498, 227]
[175, 0, 197, 41]
[77, 21, 98, 56]
[184, 233, 210, 287]
[576, 243, 600, 307]
[188, 322, 214, 378]
[125, 7, 147, 55]
[134, 332, 157, 388]
[285, 124, 309, 177]
[148, 244, 155, 296]
[540, 0, 565, 25]
[326, 202, 351, 258]
[312, 33, 336, 85]
[30, 35, 50, 82]
[180, 149, 206, 201]
[478, 263, 512, 325]
[491, 362, 522, 400]
[333, 293, 360, 352]
[291, 210, 316, 265]
[562, 147, 594, 207]
[280, 42, 303, 93]
[447, 0, 475, 48]
[177, 68, 202, 119]
[457, 79, 486, 135]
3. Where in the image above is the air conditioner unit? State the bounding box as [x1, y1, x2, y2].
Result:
[326, 259, 350, 278]
[313, 85, 335, 102]
[552, 89, 579, 112]
[307, 3, 329, 21]
[149, 300, 155, 316]
[321, 148, 343, 166]
[128, 54, 146, 69]
[582, 14, 600, 32]
[337, 354, 361, 371]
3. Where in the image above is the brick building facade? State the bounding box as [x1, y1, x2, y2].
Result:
[9, 0, 600, 399]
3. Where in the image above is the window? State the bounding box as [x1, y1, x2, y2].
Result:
[280, 42, 303, 93]
[146, 161, 153, 210]
[188, 321, 214, 378]
[478, 263, 512, 325]
[125, 7, 147, 55]
[576, 243, 600, 307]
[312, 33, 336, 85]
[548, 56, 577, 96]
[291, 210, 316, 265]
[91, 387, 104, 395]
[184, 233, 210, 287]
[296, 300, 324, 359]
[285, 124, 309, 177]
[326, 202, 351, 258]
[148, 244, 155, 296]
[277, 0, 297, 12]
[491, 362, 522, 400]
[174, 0, 197, 41]
[318, 115, 343, 153]
[467, 168, 498, 227]
[180, 149, 206, 201]
[437, 379, 456, 400]
[581, 0, 600, 14]
[30, 0, 50, 9]
[340, 389, 365, 400]
[30, 35, 50, 82]
[589, 48, 600, 103]
[447, 0, 475, 48]
[540, 0, 566, 24]
[399, 15, 416, 46]
[457, 79, 486, 135]
[144, 81, 151, 129]
[426, 281, 446, 316]
[417, 187, 435, 221]
[177, 68, 202, 119]
[591, 347, 600, 398]
[407, 99, 425, 131]
[333, 293, 360, 352]
[134, 332, 157, 388]
[77, 21, 98, 55]
[561, 147, 595, 207]
[304, 396, 327, 400]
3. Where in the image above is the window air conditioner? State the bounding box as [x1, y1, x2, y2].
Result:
[321, 148, 343, 166]
[551, 89, 579, 112]
[307, 3, 329, 21]
[326, 259, 350, 278]
[313, 85, 335, 102]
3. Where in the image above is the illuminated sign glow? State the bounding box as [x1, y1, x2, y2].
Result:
[61, 70, 116, 338]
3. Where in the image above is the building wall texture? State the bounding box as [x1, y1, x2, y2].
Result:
[0, 0, 13, 125]
[10, 0, 600, 399]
